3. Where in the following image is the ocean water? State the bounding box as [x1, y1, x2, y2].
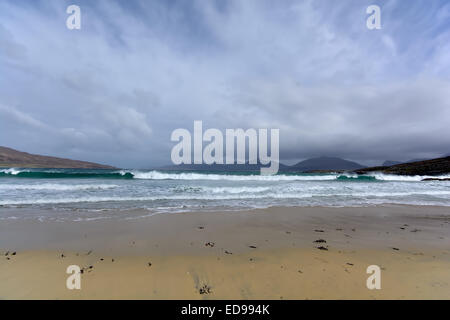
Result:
[1, 168, 449, 221]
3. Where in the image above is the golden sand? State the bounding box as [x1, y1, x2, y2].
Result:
[1, 205, 449, 299]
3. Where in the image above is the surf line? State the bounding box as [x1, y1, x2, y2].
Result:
[170, 121, 280, 175]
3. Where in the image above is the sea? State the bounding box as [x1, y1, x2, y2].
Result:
[1, 168, 449, 221]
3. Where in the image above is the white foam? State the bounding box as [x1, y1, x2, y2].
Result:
[0, 168, 26, 175]
[203, 186, 271, 194]
[1, 189, 449, 206]
[367, 173, 450, 181]
[0, 194, 270, 205]
[120, 170, 450, 182]
[0, 183, 118, 191]
[129, 170, 338, 181]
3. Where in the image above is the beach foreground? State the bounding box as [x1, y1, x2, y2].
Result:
[1, 205, 449, 299]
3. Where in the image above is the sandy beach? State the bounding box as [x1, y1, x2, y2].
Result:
[1, 205, 449, 299]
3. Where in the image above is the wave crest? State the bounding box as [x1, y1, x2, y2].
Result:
[1, 168, 450, 182]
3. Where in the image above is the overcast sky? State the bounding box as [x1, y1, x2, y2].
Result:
[1, 0, 449, 168]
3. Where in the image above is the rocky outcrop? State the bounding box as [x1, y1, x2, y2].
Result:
[0, 146, 116, 169]
[355, 157, 450, 176]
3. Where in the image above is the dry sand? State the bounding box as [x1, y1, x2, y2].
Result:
[0, 205, 449, 299]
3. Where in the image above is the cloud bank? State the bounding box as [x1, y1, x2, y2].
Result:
[1, 0, 449, 167]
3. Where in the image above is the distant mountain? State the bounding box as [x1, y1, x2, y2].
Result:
[162, 156, 365, 172]
[289, 156, 365, 172]
[382, 160, 401, 166]
[355, 156, 450, 176]
[0, 146, 116, 169]
[160, 161, 290, 172]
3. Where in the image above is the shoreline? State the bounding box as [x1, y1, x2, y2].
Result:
[1, 205, 449, 299]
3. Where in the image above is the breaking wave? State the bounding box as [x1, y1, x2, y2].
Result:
[1, 168, 449, 182]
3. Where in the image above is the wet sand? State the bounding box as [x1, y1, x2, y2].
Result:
[0, 205, 449, 299]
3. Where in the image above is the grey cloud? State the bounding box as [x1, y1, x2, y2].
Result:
[0, 0, 449, 168]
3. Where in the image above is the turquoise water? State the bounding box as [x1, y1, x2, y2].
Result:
[1, 168, 449, 221]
